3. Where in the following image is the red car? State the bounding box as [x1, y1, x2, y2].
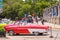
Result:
[4, 23, 50, 36]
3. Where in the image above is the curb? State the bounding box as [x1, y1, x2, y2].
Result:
[52, 27, 60, 30]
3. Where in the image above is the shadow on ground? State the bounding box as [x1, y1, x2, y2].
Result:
[11, 34, 49, 36]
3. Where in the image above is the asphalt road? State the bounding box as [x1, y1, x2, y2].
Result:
[0, 30, 60, 40]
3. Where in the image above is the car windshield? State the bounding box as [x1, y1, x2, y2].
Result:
[13, 22, 32, 26]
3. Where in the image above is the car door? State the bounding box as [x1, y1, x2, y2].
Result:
[16, 25, 30, 34]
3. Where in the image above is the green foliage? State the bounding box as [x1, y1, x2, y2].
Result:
[2, 0, 58, 19]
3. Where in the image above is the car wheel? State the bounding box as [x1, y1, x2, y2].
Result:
[33, 32, 39, 36]
[9, 30, 14, 36]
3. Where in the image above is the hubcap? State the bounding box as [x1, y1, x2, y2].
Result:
[9, 31, 13, 36]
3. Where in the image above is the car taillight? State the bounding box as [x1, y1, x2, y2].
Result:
[45, 26, 50, 30]
[48, 26, 51, 31]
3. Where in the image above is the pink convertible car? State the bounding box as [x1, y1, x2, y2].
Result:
[4, 23, 50, 36]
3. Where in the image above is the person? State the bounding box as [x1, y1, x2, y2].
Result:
[21, 17, 27, 25]
[8, 18, 14, 24]
[40, 16, 44, 25]
[21, 17, 26, 22]
[27, 15, 33, 23]
[14, 17, 20, 25]
[0, 18, 2, 23]
[36, 16, 40, 23]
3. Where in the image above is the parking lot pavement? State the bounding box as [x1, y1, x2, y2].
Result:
[0, 35, 60, 40]
[0, 32, 60, 40]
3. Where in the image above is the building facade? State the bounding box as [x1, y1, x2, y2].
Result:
[43, 3, 60, 24]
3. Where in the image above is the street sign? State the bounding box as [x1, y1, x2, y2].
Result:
[52, 12, 57, 16]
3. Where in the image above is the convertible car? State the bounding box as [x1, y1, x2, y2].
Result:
[4, 23, 50, 36]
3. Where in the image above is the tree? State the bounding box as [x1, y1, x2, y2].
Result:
[2, 0, 58, 19]
[18, 3, 32, 18]
[34, 1, 51, 15]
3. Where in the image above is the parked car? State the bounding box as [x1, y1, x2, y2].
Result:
[4, 23, 50, 36]
[0, 23, 6, 37]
